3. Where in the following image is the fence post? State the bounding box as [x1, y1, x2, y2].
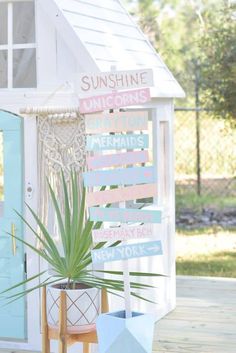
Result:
[195, 67, 201, 196]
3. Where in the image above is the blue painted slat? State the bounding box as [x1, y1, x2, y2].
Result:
[83, 166, 156, 187]
[91, 240, 163, 264]
[86, 134, 149, 151]
[89, 207, 162, 223]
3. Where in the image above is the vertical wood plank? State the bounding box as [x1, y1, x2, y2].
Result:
[167, 101, 177, 307]
[101, 289, 109, 313]
[59, 291, 67, 353]
[153, 100, 176, 308]
[24, 116, 41, 347]
[83, 342, 90, 353]
[42, 286, 50, 353]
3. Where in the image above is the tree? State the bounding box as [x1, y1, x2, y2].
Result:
[200, 2, 236, 119]
[126, 0, 236, 119]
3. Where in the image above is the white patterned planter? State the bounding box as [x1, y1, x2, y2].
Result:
[46, 284, 100, 333]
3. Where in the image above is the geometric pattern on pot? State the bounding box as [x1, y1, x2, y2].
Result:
[47, 288, 60, 326]
[66, 291, 100, 326]
[46, 286, 100, 332]
[96, 310, 155, 353]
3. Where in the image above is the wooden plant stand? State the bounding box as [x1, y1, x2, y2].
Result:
[42, 286, 109, 353]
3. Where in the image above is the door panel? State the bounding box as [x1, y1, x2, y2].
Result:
[0, 111, 25, 340]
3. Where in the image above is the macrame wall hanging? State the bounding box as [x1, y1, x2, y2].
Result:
[37, 111, 86, 248]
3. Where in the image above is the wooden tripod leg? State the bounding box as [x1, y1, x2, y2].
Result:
[83, 342, 90, 353]
[59, 291, 67, 353]
[42, 286, 50, 353]
[101, 288, 109, 313]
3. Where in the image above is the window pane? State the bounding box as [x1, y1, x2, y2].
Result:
[0, 3, 8, 45]
[13, 49, 36, 88]
[13, 2, 35, 44]
[0, 51, 8, 88]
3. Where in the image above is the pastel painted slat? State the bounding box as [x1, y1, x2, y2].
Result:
[91, 240, 163, 264]
[83, 166, 156, 187]
[86, 183, 156, 207]
[87, 150, 149, 170]
[86, 134, 149, 151]
[86, 184, 157, 207]
[85, 111, 148, 134]
[89, 207, 162, 223]
[78, 69, 153, 94]
[92, 224, 154, 242]
[79, 88, 151, 114]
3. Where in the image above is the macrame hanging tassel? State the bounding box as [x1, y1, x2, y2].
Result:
[37, 112, 86, 251]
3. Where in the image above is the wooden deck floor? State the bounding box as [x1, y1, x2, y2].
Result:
[154, 276, 236, 353]
[0, 276, 235, 353]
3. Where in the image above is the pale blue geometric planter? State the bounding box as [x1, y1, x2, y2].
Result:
[96, 310, 155, 353]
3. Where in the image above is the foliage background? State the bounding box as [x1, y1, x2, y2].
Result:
[125, 0, 236, 120]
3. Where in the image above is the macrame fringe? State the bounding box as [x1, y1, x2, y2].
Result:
[37, 111, 86, 253]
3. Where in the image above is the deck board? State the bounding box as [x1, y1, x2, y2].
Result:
[154, 276, 236, 353]
[0, 276, 235, 353]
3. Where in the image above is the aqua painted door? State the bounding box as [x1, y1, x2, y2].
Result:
[0, 111, 26, 340]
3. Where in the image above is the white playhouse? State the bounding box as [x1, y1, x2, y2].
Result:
[0, 0, 184, 351]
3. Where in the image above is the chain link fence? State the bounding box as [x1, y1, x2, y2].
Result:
[175, 108, 236, 198]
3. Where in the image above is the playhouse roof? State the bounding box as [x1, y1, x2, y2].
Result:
[41, 0, 185, 98]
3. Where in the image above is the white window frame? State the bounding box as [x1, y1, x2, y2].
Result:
[0, 0, 36, 89]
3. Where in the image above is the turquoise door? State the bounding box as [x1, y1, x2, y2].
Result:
[0, 111, 26, 340]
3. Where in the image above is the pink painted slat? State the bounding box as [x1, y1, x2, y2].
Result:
[79, 88, 151, 114]
[87, 150, 149, 170]
[92, 224, 154, 242]
[86, 183, 156, 207]
[85, 111, 148, 134]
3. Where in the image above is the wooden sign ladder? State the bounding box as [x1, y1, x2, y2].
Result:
[42, 286, 109, 353]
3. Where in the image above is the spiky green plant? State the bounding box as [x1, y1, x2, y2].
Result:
[2, 171, 163, 303]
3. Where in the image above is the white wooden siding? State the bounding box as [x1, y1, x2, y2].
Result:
[52, 0, 184, 98]
[61, 2, 132, 25]
[73, 27, 152, 53]
[73, 0, 126, 12]
[67, 14, 142, 39]
[35, 0, 185, 96]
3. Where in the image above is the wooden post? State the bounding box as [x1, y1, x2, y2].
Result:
[59, 291, 67, 353]
[42, 286, 50, 353]
[101, 288, 109, 313]
[195, 64, 201, 196]
[83, 342, 90, 353]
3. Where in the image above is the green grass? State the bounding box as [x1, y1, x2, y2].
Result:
[177, 226, 236, 236]
[176, 191, 236, 214]
[177, 251, 236, 277]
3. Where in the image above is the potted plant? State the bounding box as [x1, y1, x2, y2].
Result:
[2, 171, 161, 335]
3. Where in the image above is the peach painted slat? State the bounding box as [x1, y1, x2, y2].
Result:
[85, 111, 148, 133]
[86, 183, 156, 206]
